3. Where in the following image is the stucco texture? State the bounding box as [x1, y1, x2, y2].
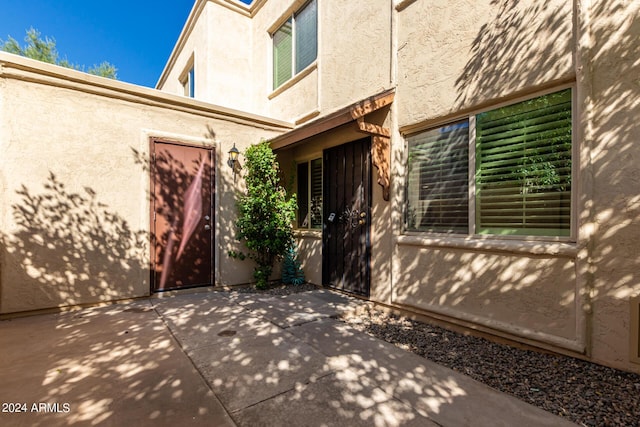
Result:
[396, 0, 574, 127]
[586, 0, 640, 370]
[64, 0, 640, 374]
[392, 245, 578, 346]
[0, 55, 286, 314]
[319, 0, 391, 112]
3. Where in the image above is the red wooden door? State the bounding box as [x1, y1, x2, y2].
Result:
[151, 141, 214, 291]
[322, 138, 371, 297]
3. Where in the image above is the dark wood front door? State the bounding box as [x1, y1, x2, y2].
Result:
[323, 138, 371, 297]
[151, 141, 214, 291]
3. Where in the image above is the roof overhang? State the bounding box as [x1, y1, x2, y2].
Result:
[269, 88, 395, 151]
[269, 88, 395, 200]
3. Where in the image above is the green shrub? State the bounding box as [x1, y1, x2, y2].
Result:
[230, 140, 297, 289]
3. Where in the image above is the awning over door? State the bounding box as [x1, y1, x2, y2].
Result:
[269, 88, 395, 200]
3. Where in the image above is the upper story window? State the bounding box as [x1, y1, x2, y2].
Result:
[406, 88, 573, 238]
[272, 0, 317, 90]
[297, 158, 322, 229]
[181, 66, 194, 98]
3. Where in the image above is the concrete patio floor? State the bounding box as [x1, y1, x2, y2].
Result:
[0, 289, 578, 426]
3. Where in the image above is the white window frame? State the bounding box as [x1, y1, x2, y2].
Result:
[180, 55, 195, 98]
[271, 0, 317, 91]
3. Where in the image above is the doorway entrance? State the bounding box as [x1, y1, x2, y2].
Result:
[322, 138, 371, 297]
[151, 141, 214, 291]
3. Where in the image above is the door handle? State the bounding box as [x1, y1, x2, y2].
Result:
[204, 215, 210, 221]
[204, 224, 211, 230]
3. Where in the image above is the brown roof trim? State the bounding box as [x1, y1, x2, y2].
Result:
[269, 88, 395, 150]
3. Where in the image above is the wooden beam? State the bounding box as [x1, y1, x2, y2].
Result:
[270, 88, 395, 150]
[372, 135, 391, 201]
[356, 117, 391, 137]
[349, 89, 395, 120]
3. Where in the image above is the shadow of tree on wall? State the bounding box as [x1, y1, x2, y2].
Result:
[132, 143, 214, 291]
[583, 0, 640, 364]
[393, 0, 640, 370]
[454, 0, 572, 108]
[391, 1, 579, 347]
[0, 172, 147, 311]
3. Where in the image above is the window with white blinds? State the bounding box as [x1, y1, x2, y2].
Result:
[297, 158, 322, 229]
[272, 0, 317, 90]
[476, 89, 572, 236]
[295, 0, 317, 73]
[406, 121, 469, 233]
[405, 88, 573, 237]
[273, 19, 293, 89]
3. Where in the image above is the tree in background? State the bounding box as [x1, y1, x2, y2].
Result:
[1, 28, 117, 79]
[229, 140, 297, 289]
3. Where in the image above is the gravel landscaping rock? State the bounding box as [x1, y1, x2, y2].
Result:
[227, 284, 640, 426]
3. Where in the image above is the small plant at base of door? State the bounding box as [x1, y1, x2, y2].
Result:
[229, 140, 297, 289]
[281, 245, 305, 285]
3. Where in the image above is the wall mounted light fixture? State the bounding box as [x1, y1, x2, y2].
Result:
[228, 143, 240, 181]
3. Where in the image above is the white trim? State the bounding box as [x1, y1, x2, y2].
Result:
[179, 53, 196, 98]
[295, 156, 323, 231]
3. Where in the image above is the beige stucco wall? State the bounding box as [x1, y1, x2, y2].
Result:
[318, 0, 392, 111]
[160, 0, 393, 123]
[586, 0, 640, 371]
[0, 53, 289, 314]
[157, 1, 254, 112]
[391, 0, 587, 355]
[204, 2, 254, 111]
[391, 0, 640, 373]
[393, 244, 579, 347]
[157, 2, 210, 99]
[396, 0, 574, 128]
[154, 0, 640, 373]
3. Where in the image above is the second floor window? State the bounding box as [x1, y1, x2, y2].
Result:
[182, 66, 194, 98]
[272, 0, 317, 90]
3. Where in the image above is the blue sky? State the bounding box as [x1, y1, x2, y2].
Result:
[0, 0, 252, 88]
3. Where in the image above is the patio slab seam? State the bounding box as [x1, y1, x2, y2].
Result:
[149, 302, 238, 424]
